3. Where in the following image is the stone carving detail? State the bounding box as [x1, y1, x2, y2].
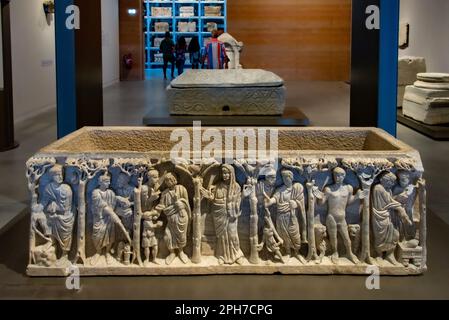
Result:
[26, 155, 427, 276]
[204, 165, 245, 265]
[167, 69, 286, 116]
[218, 32, 244, 69]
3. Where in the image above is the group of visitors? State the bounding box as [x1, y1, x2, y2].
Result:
[159, 30, 229, 79]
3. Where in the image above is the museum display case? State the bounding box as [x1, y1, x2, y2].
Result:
[144, 0, 227, 69]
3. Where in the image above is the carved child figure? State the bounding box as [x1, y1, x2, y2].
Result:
[393, 170, 419, 243]
[141, 169, 161, 213]
[31, 203, 51, 242]
[257, 217, 285, 264]
[142, 214, 163, 265]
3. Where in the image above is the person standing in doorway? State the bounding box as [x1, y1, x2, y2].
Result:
[160, 31, 175, 79]
[203, 30, 228, 69]
[188, 36, 201, 69]
[175, 36, 187, 76]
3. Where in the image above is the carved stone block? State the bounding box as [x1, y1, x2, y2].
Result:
[26, 127, 427, 276]
[151, 7, 172, 17]
[398, 56, 426, 108]
[167, 69, 286, 115]
[178, 22, 196, 33]
[154, 22, 169, 33]
[204, 6, 221, 17]
[403, 84, 449, 125]
[398, 56, 426, 86]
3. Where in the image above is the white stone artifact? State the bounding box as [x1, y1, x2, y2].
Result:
[218, 32, 244, 69]
[178, 21, 196, 33]
[153, 37, 165, 48]
[151, 7, 172, 17]
[206, 22, 217, 32]
[167, 69, 286, 116]
[403, 72, 449, 125]
[397, 56, 426, 107]
[179, 6, 195, 18]
[26, 127, 427, 276]
[204, 6, 221, 17]
[154, 22, 169, 33]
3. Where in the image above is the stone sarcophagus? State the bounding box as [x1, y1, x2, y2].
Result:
[26, 127, 427, 276]
[167, 69, 286, 116]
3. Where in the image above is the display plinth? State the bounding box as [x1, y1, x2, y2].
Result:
[143, 107, 310, 127]
[398, 108, 449, 140]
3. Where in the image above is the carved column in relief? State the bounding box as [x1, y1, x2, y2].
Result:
[418, 178, 427, 269]
[343, 159, 394, 264]
[26, 158, 55, 265]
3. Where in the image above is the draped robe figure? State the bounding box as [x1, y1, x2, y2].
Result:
[371, 173, 411, 264]
[372, 184, 402, 252]
[91, 188, 117, 253]
[272, 183, 304, 254]
[42, 166, 75, 258]
[209, 165, 245, 265]
[159, 173, 191, 265]
[160, 185, 190, 251]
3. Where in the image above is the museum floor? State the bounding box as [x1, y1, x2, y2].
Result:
[0, 76, 449, 299]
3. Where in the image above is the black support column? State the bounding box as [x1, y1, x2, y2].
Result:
[55, 0, 103, 138]
[74, 0, 103, 130]
[350, 0, 381, 128]
[0, 0, 18, 151]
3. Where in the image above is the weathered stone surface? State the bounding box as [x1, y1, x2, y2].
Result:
[403, 99, 449, 125]
[26, 127, 427, 276]
[398, 56, 426, 86]
[414, 80, 449, 90]
[417, 72, 449, 83]
[170, 69, 284, 88]
[403, 85, 449, 125]
[218, 33, 244, 69]
[398, 85, 406, 107]
[404, 84, 449, 102]
[168, 86, 286, 115]
[168, 70, 286, 115]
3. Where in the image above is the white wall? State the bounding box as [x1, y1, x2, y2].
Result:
[102, 0, 120, 88]
[399, 0, 449, 73]
[10, 0, 56, 123]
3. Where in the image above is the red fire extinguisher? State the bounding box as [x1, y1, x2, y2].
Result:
[123, 54, 133, 70]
